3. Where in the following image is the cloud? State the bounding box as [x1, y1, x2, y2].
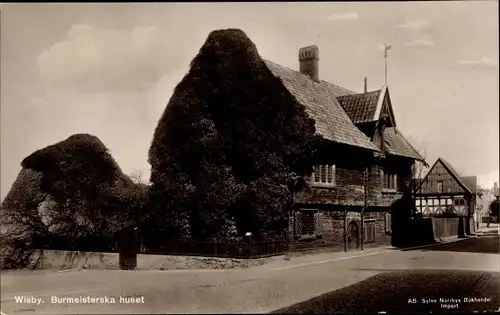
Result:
[326, 12, 359, 21]
[478, 169, 500, 189]
[37, 24, 189, 94]
[397, 19, 432, 32]
[404, 39, 434, 48]
[458, 57, 498, 68]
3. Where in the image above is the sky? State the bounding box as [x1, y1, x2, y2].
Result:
[1, 2, 499, 200]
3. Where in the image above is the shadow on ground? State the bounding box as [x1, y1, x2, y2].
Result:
[270, 270, 500, 314]
[403, 235, 499, 255]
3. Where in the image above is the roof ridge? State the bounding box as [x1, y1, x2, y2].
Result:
[337, 89, 382, 98]
[263, 59, 357, 95]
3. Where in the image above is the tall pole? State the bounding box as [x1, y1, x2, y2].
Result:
[361, 166, 368, 251]
[384, 44, 392, 86]
[285, 176, 299, 260]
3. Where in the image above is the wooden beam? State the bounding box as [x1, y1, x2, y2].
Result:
[343, 209, 348, 252]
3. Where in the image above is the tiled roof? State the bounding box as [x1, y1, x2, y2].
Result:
[337, 90, 382, 123]
[264, 60, 378, 151]
[383, 127, 425, 161]
[460, 176, 478, 194]
[438, 157, 474, 194]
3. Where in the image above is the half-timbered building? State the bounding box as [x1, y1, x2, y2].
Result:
[414, 157, 478, 234]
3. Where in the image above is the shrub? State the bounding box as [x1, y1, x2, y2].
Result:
[148, 29, 318, 241]
[0, 134, 149, 268]
[20, 133, 148, 236]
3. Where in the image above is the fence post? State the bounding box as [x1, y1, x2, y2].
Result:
[244, 232, 254, 258]
[117, 228, 138, 270]
[284, 229, 292, 260]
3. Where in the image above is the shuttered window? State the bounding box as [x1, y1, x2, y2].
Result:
[385, 213, 392, 233]
[314, 212, 324, 236]
[294, 212, 303, 236]
[295, 211, 325, 237]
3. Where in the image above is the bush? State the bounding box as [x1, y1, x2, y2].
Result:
[0, 168, 48, 269]
[148, 29, 318, 241]
[20, 133, 148, 236]
[1, 134, 149, 268]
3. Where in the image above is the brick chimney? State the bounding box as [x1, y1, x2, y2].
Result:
[364, 77, 368, 93]
[299, 45, 319, 82]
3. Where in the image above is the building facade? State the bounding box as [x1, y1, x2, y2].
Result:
[414, 157, 478, 233]
[265, 45, 425, 251]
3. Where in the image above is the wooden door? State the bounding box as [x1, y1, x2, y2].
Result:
[347, 221, 359, 251]
[364, 221, 376, 243]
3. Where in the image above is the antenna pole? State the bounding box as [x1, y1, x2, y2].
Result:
[384, 44, 388, 86]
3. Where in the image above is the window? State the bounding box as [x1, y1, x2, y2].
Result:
[302, 212, 315, 235]
[311, 165, 336, 185]
[437, 181, 443, 193]
[381, 169, 397, 190]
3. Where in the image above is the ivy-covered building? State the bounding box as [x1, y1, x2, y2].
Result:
[265, 45, 425, 250]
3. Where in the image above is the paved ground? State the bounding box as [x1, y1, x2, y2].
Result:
[1, 233, 499, 314]
[271, 270, 500, 313]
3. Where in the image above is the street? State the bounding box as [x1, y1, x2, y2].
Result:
[272, 270, 499, 313]
[1, 233, 499, 314]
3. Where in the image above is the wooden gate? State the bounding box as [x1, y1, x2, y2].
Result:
[347, 221, 359, 251]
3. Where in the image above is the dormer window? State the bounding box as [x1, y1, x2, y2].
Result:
[311, 165, 336, 186]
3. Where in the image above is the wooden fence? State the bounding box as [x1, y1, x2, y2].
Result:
[36, 235, 116, 253]
[431, 218, 460, 239]
[36, 235, 286, 259]
[145, 240, 286, 258]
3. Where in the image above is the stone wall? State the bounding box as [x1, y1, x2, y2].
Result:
[365, 211, 391, 246]
[296, 155, 413, 209]
[28, 250, 270, 270]
[291, 210, 389, 251]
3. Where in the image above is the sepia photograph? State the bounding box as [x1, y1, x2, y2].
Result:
[1, 2, 499, 314]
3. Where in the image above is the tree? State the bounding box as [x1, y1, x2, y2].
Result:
[148, 29, 319, 241]
[410, 139, 429, 192]
[20, 134, 148, 237]
[476, 186, 486, 199]
[489, 199, 499, 218]
[0, 168, 48, 268]
[406, 138, 429, 219]
[130, 170, 145, 185]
